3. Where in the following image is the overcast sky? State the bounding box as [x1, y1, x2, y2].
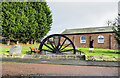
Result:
[46, 0, 119, 35]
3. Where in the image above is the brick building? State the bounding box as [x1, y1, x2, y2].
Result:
[62, 26, 118, 49]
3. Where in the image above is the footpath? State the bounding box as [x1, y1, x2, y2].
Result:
[2, 58, 120, 67]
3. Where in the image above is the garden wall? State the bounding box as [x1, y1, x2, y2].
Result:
[86, 55, 120, 61]
[1, 53, 120, 61]
[1, 53, 85, 60]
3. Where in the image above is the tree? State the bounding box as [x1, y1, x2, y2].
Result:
[113, 14, 120, 50]
[2, 2, 52, 45]
[0, 2, 1, 36]
[113, 25, 120, 44]
[31, 2, 52, 42]
[106, 20, 112, 26]
[2, 2, 13, 45]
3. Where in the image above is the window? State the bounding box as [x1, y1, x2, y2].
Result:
[98, 35, 104, 43]
[80, 36, 86, 43]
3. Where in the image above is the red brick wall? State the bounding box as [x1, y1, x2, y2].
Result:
[64, 33, 118, 49]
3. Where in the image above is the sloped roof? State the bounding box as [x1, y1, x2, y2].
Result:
[62, 26, 114, 34]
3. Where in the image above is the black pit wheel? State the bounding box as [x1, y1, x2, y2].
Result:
[39, 34, 76, 54]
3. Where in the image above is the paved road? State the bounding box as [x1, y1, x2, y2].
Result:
[2, 62, 119, 76]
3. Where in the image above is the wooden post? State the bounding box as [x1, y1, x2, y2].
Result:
[26, 41, 29, 45]
[6, 39, 10, 45]
[17, 41, 19, 44]
[29, 40, 32, 44]
[33, 40, 36, 44]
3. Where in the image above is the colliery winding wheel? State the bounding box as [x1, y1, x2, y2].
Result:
[39, 34, 76, 54]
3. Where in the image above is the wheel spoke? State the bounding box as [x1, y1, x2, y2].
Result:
[53, 36, 56, 47]
[59, 38, 67, 50]
[57, 36, 61, 48]
[43, 43, 53, 51]
[60, 43, 71, 51]
[48, 39, 55, 49]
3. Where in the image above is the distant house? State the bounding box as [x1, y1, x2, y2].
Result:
[62, 26, 118, 49]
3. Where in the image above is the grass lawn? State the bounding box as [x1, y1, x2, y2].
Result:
[0, 44, 120, 57]
[77, 47, 120, 57]
[0, 44, 40, 54]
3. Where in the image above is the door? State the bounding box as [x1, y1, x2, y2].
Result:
[109, 35, 111, 49]
[89, 36, 91, 48]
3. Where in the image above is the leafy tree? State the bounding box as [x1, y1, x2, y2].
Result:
[113, 15, 120, 50]
[31, 2, 52, 40]
[0, 2, 2, 37]
[113, 25, 120, 44]
[2, 2, 12, 45]
[2, 2, 52, 45]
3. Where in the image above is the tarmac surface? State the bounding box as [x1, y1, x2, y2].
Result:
[2, 58, 120, 77]
[2, 62, 119, 76]
[2, 58, 120, 67]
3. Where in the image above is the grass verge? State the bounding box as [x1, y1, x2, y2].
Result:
[0, 44, 120, 57]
